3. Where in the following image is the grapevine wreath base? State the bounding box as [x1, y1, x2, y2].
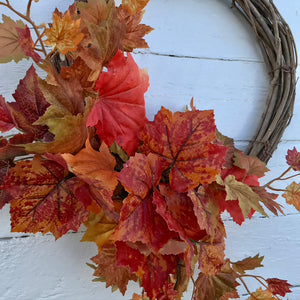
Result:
[0, 0, 298, 299]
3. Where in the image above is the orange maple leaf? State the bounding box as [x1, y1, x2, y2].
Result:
[193, 268, 237, 300]
[140, 107, 228, 193]
[283, 181, 300, 212]
[77, 0, 124, 71]
[81, 212, 116, 251]
[62, 140, 119, 218]
[91, 244, 137, 295]
[117, 6, 153, 52]
[44, 10, 84, 55]
[122, 0, 150, 14]
[247, 288, 277, 300]
[2, 156, 88, 239]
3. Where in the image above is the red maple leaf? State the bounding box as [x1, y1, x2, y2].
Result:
[112, 153, 177, 253]
[140, 107, 227, 193]
[16, 26, 41, 63]
[86, 50, 149, 155]
[7, 65, 51, 140]
[116, 241, 178, 300]
[2, 155, 88, 239]
[208, 166, 259, 225]
[0, 95, 14, 132]
[286, 147, 300, 171]
[0, 133, 34, 161]
[154, 184, 206, 276]
[266, 278, 292, 297]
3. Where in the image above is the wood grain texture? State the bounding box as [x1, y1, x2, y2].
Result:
[0, 0, 300, 299]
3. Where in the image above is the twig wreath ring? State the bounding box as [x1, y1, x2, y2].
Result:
[0, 0, 298, 299]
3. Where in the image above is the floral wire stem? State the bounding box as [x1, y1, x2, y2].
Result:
[0, 0, 47, 57]
[263, 166, 293, 189]
[26, 0, 33, 18]
[236, 275, 259, 300]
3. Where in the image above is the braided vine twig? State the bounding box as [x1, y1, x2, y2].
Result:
[232, 0, 297, 162]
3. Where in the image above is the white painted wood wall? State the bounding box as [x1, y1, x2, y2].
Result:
[0, 0, 299, 299]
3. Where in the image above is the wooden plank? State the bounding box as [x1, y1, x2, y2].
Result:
[133, 53, 269, 140]
[0, 214, 300, 299]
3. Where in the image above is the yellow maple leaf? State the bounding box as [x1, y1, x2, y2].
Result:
[247, 288, 277, 300]
[122, 0, 150, 14]
[283, 181, 300, 212]
[44, 10, 84, 55]
[81, 212, 116, 251]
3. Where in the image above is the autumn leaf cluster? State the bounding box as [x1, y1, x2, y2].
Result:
[0, 0, 298, 299]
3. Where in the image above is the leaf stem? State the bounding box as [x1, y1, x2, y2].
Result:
[267, 186, 287, 192]
[263, 166, 293, 189]
[237, 275, 258, 299]
[280, 172, 300, 181]
[240, 274, 268, 289]
[26, 0, 33, 18]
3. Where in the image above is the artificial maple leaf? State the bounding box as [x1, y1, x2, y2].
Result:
[77, 0, 124, 71]
[81, 212, 116, 250]
[116, 241, 178, 300]
[16, 26, 41, 63]
[254, 188, 283, 216]
[156, 282, 178, 300]
[0, 15, 26, 63]
[60, 57, 95, 91]
[110, 141, 129, 163]
[91, 244, 137, 295]
[216, 130, 236, 169]
[24, 112, 89, 154]
[2, 156, 88, 239]
[154, 185, 206, 276]
[286, 147, 300, 171]
[216, 165, 259, 225]
[231, 254, 264, 275]
[188, 187, 220, 238]
[0, 133, 33, 161]
[122, 0, 150, 14]
[62, 140, 118, 215]
[112, 153, 176, 253]
[247, 288, 277, 300]
[140, 107, 227, 193]
[156, 185, 205, 242]
[216, 174, 267, 219]
[86, 50, 148, 155]
[266, 278, 292, 297]
[192, 271, 237, 300]
[0, 158, 14, 208]
[24, 75, 93, 154]
[62, 140, 118, 191]
[117, 6, 153, 51]
[198, 223, 226, 275]
[6, 65, 50, 140]
[204, 182, 245, 226]
[283, 181, 300, 212]
[38, 73, 86, 115]
[233, 152, 269, 177]
[44, 10, 84, 55]
[0, 95, 14, 132]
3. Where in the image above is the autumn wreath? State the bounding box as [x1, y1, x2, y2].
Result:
[0, 0, 298, 299]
